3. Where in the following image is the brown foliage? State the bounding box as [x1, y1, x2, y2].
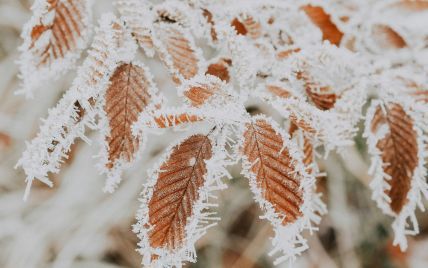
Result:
[148, 134, 212, 249]
[242, 119, 304, 224]
[104, 63, 151, 169]
[156, 24, 199, 81]
[152, 113, 202, 128]
[371, 24, 407, 49]
[205, 58, 232, 82]
[29, 0, 88, 67]
[183, 79, 222, 107]
[371, 104, 418, 213]
[301, 5, 344, 46]
[296, 71, 337, 110]
[202, 8, 217, 41]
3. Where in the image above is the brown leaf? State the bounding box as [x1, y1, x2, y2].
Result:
[231, 18, 248, 36]
[231, 14, 262, 39]
[116, 1, 155, 57]
[0, 132, 11, 148]
[276, 48, 301, 59]
[289, 122, 315, 174]
[410, 90, 428, 103]
[205, 58, 232, 82]
[242, 118, 304, 224]
[371, 103, 418, 213]
[148, 134, 212, 249]
[104, 63, 152, 169]
[152, 113, 202, 128]
[266, 84, 292, 99]
[202, 8, 217, 41]
[296, 71, 337, 110]
[371, 24, 407, 50]
[289, 113, 317, 135]
[301, 5, 344, 46]
[29, 0, 89, 67]
[183, 78, 222, 107]
[388, 0, 428, 11]
[156, 24, 199, 81]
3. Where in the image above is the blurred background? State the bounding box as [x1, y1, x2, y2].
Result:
[0, 0, 428, 268]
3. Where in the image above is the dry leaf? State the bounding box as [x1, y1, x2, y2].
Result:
[241, 118, 304, 224]
[105, 63, 152, 169]
[276, 48, 301, 59]
[231, 14, 262, 39]
[296, 71, 337, 110]
[205, 58, 232, 82]
[182, 76, 223, 107]
[27, 0, 90, 67]
[155, 23, 200, 82]
[370, 103, 418, 213]
[388, 0, 428, 12]
[202, 8, 217, 41]
[231, 18, 248, 36]
[152, 113, 202, 128]
[301, 5, 343, 46]
[266, 84, 292, 99]
[148, 134, 212, 249]
[289, 113, 317, 135]
[18, 0, 92, 95]
[116, 0, 155, 57]
[371, 24, 407, 50]
[0, 132, 12, 148]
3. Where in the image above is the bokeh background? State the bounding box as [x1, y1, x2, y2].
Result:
[0, 1, 428, 267]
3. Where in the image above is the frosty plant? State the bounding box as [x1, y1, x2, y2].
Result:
[16, 0, 428, 267]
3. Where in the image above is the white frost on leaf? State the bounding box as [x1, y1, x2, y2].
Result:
[237, 115, 326, 265]
[16, 13, 136, 200]
[17, 0, 93, 97]
[364, 91, 428, 250]
[133, 127, 231, 267]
